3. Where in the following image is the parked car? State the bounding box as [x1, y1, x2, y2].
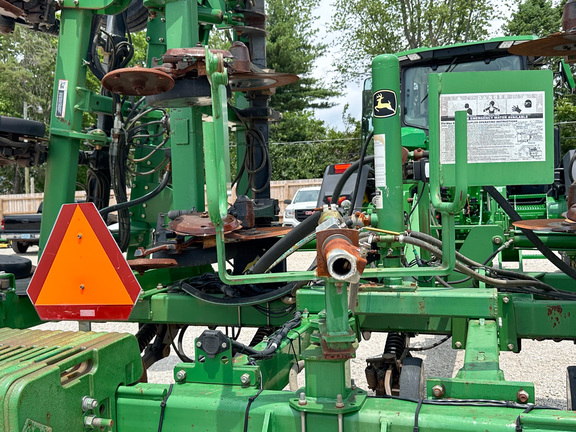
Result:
[282, 186, 320, 227]
[1, 202, 42, 253]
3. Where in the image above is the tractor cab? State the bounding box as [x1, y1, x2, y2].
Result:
[362, 36, 540, 148]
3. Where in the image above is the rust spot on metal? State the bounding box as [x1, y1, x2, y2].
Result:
[547, 305, 563, 316]
[102, 66, 175, 96]
[418, 301, 426, 313]
[169, 213, 241, 236]
[127, 258, 178, 275]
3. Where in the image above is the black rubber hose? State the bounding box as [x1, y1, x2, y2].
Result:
[135, 323, 158, 352]
[100, 171, 172, 219]
[231, 311, 302, 359]
[484, 185, 576, 282]
[330, 155, 375, 206]
[348, 131, 374, 215]
[249, 210, 322, 274]
[181, 280, 298, 306]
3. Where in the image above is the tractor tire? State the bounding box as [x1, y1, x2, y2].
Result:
[399, 357, 425, 400]
[11, 241, 29, 254]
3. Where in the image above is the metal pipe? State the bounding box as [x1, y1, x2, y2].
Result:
[202, 51, 469, 285]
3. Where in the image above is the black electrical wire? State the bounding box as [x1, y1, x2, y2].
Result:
[176, 326, 194, 363]
[413, 398, 424, 432]
[100, 170, 172, 219]
[231, 311, 302, 360]
[243, 364, 263, 432]
[484, 185, 576, 282]
[405, 185, 426, 223]
[408, 335, 451, 351]
[348, 130, 374, 215]
[229, 105, 271, 195]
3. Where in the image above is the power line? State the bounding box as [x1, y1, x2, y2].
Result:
[269, 137, 361, 145]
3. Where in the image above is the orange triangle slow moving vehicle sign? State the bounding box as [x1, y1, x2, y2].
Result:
[27, 203, 142, 320]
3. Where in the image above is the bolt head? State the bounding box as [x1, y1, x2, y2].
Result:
[432, 384, 445, 398]
[221, 342, 227, 349]
[508, 343, 515, 350]
[240, 373, 250, 385]
[81, 396, 98, 411]
[176, 370, 186, 381]
[455, 341, 462, 348]
[196, 341, 202, 348]
[503, 296, 510, 304]
[493, 236, 503, 245]
[517, 389, 529, 403]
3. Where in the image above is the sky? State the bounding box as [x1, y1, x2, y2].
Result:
[310, 1, 512, 131]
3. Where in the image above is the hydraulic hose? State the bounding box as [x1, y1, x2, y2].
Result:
[100, 171, 172, 219]
[180, 280, 298, 306]
[407, 230, 540, 283]
[484, 185, 576, 282]
[249, 210, 322, 274]
[331, 155, 375, 206]
[398, 234, 558, 292]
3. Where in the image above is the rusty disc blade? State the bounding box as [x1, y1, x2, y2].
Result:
[102, 67, 175, 96]
[0, 0, 23, 18]
[169, 213, 241, 236]
[127, 258, 178, 273]
[229, 72, 298, 92]
[508, 32, 576, 56]
[513, 218, 576, 232]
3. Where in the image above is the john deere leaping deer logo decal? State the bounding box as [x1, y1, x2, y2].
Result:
[373, 90, 397, 118]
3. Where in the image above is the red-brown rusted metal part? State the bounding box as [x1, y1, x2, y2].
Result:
[401, 147, 409, 164]
[508, 32, 576, 57]
[127, 258, 178, 274]
[226, 226, 293, 241]
[320, 335, 356, 360]
[228, 72, 299, 92]
[169, 213, 241, 236]
[152, 48, 232, 79]
[102, 66, 175, 96]
[202, 226, 293, 248]
[229, 41, 251, 73]
[413, 148, 426, 161]
[512, 218, 576, 232]
[316, 229, 367, 279]
[0, 0, 23, 18]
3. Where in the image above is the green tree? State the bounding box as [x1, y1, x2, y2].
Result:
[331, 0, 500, 83]
[502, 0, 562, 38]
[266, 0, 337, 112]
[0, 27, 57, 194]
[0, 27, 57, 124]
[269, 110, 363, 180]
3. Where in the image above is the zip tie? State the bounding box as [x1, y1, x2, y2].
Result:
[158, 383, 174, 432]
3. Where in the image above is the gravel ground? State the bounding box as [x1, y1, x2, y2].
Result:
[6, 245, 574, 409]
